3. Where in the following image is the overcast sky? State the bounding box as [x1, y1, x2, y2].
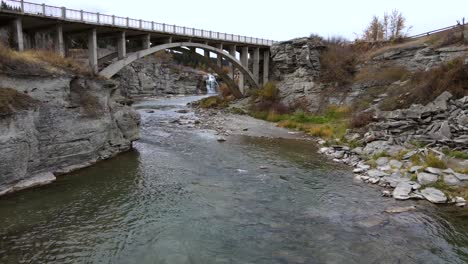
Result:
[41, 0, 468, 41]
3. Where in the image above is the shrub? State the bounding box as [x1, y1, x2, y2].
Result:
[320, 44, 357, 86]
[349, 111, 375, 128]
[257, 82, 279, 101]
[218, 83, 231, 98]
[425, 153, 447, 169]
[197, 96, 229, 109]
[80, 91, 103, 117]
[380, 58, 468, 110]
[0, 87, 39, 115]
[308, 125, 334, 138]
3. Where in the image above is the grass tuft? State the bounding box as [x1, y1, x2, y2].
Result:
[0, 87, 40, 115]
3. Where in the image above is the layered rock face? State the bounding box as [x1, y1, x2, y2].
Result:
[270, 38, 324, 110]
[369, 45, 468, 72]
[373, 92, 468, 149]
[115, 55, 207, 97]
[269, 38, 468, 111]
[0, 75, 140, 195]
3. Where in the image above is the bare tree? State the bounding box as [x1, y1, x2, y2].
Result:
[363, 16, 384, 41]
[362, 9, 409, 41]
[389, 9, 406, 39]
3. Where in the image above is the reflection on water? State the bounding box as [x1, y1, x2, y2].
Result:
[0, 96, 467, 264]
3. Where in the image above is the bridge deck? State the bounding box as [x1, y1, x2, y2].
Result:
[0, 0, 273, 47]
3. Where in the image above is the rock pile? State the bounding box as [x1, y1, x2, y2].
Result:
[318, 144, 467, 206]
[373, 92, 468, 149]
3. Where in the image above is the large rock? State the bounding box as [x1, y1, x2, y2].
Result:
[0, 75, 140, 195]
[420, 188, 447, 204]
[417, 172, 439, 185]
[393, 182, 413, 200]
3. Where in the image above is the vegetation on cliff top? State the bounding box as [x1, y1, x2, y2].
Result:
[0, 44, 90, 76]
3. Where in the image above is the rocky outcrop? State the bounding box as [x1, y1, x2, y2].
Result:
[270, 37, 327, 111]
[269, 38, 468, 112]
[0, 74, 140, 196]
[373, 92, 468, 149]
[115, 55, 208, 97]
[370, 45, 468, 72]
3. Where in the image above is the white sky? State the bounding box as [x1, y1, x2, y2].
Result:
[41, 0, 468, 41]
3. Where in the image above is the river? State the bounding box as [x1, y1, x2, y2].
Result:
[0, 95, 467, 264]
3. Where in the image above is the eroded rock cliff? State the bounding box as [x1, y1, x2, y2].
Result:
[269, 37, 468, 112]
[115, 55, 207, 97]
[0, 74, 140, 195]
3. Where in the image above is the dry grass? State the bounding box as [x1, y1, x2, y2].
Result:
[426, 28, 465, 48]
[218, 83, 232, 98]
[354, 65, 410, 83]
[0, 87, 39, 115]
[349, 111, 375, 128]
[362, 38, 428, 60]
[0, 44, 90, 75]
[153, 50, 174, 62]
[380, 57, 468, 110]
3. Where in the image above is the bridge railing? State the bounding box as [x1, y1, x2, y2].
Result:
[0, 0, 275, 46]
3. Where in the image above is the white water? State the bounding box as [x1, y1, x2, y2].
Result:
[206, 74, 218, 94]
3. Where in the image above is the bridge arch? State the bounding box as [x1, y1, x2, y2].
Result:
[99, 42, 259, 97]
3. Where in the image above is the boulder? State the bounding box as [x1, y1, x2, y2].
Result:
[420, 188, 447, 204]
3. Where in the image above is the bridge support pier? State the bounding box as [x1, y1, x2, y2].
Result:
[216, 44, 223, 67]
[228, 45, 236, 79]
[117, 31, 126, 59]
[263, 50, 270, 85]
[142, 34, 151, 49]
[88, 28, 98, 73]
[13, 18, 24, 51]
[239, 46, 249, 94]
[253, 48, 260, 84]
[55, 24, 65, 57]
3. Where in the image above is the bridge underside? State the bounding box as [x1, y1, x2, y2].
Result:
[0, 11, 271, 97]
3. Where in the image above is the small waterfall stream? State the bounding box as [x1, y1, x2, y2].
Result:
[206, 74, 218, 94]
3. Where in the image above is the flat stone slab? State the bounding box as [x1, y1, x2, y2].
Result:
[443, 174, 461, 186]
[421, 188, 447, 204]
[393, 182, 413, 200]
[425, 167, 442, 175]
[417, 172, 439, 185]
[454, 173, 468, 181]
[409, 166, 424, 173]
[389, 160, 403, 169]
[367, 169, 389, 178]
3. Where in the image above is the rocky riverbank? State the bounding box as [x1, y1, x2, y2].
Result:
[195, 101, 467, 208]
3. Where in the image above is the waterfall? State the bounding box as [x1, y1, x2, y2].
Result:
[206, 74, 218, 94]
